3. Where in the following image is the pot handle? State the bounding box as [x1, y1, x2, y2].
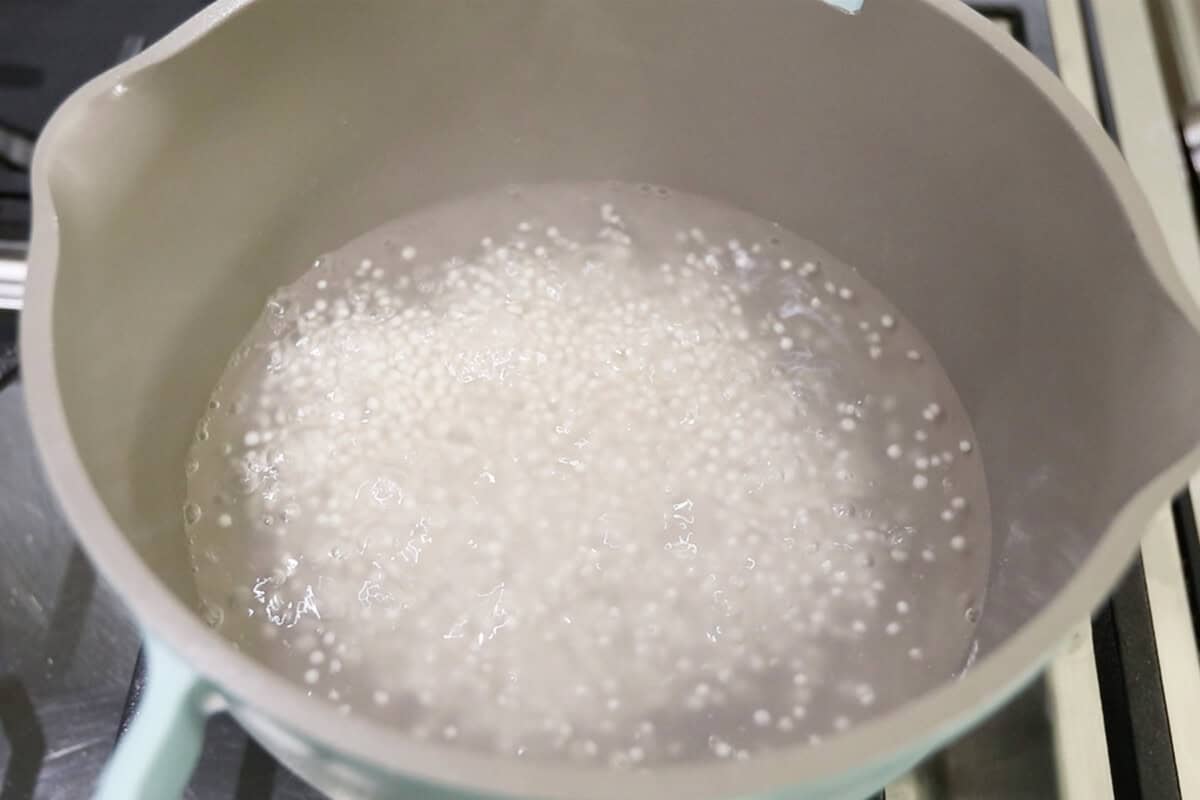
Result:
[94, 636, 212, 800]
[820, 0, 864, 12]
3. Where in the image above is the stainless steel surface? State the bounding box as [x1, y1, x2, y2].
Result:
[1156, 0, 1200, 104]
[1185, 105, 1200, 178]
[0, 383, 139, 800]
[1152, 0, 1200, 182]
[1091, 0, 1200, 790]
[0, 125, 33, 171]
[887, 683, 1057, 800]
[0, 252, 26, 311]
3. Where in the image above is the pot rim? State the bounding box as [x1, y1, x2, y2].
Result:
[19, 1, 1200, 797]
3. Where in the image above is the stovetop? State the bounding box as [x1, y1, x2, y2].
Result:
[2, 2, 1200, 799]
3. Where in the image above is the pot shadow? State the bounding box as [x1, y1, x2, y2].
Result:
[115, 649, 146, 741]
[43, 545, 96, 682]
[0, 544, 96, 799]
[234, 738, 278, 799]
[0, 676, 45, 800]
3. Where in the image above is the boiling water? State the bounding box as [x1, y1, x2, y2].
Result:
[185, 182, 991, 766]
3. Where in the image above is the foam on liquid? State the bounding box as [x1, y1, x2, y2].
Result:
[185, 182, 991, 767]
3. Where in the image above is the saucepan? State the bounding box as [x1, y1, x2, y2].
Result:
[19, 0, 1200, 797]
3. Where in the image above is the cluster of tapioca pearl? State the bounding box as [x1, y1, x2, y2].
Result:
[186, 187, 984, 766]
[191, 217, 874, 761]
[745, 243, 985, 646]
[762, 249, 981, 536]
[440, 248, 853, 727]
[422, 220, 873, 743]
[878, 393, 978, 554]
[653, 228, 861, 363]
[565, 219, 957, 746]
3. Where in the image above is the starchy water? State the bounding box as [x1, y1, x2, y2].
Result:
[185, 182, 991, 767]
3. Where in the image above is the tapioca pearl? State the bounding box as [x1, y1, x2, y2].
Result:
[183, 503, 203, 527]
[708, 737, 734, 759]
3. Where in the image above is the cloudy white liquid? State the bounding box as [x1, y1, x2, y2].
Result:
[185, 182, 990, 767]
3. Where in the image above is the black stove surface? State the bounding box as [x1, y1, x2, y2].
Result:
[0, 0, 210, 213]
[0, 0, 212, 365]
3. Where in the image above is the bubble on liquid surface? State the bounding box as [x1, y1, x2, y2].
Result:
[185, 182, 991, 768]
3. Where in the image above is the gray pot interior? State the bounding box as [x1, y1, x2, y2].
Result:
[40, 0, 1200, 738]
